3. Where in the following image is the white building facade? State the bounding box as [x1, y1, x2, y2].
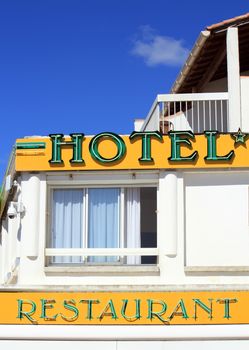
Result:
[1, 13, 249, 349]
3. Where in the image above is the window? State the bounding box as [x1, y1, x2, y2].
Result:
[47, 186, 157, 265]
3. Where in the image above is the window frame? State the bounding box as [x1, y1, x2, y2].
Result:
[49, 187, 123, 264]
[45, 172, 159, 269]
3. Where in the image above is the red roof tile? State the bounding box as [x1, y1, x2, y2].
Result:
[207, 13, 249, 31]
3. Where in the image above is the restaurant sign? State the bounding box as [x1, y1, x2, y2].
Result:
[15, 129, 249, 171]
[0, 290, 247, 325]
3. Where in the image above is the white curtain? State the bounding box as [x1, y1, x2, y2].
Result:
[126, 188, 141, 264]
[52, 189, 83, 264]
[51, 187, 141, 265]
[88, 188, 119, 263]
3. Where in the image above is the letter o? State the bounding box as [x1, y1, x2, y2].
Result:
[89, 132, 126, 163]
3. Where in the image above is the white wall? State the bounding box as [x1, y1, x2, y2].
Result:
[185, 172, 249, 267]
[3, 170, 249, 287]
[201, 77, 228, 93]
[198, 67, 249, 93]
[2, 340, 249, 350]
[240, 76, 249, 132]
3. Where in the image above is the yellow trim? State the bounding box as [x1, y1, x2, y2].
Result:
[15, 134, 249, 171]
[0, 290, 246, 325]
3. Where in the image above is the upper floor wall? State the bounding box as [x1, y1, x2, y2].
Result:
[1, 167, 249, 288]
[139, 21, 249, 134]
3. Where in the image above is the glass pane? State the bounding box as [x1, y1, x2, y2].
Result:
[88, 188, 120, 263]
[140, 187, 157, 264]
[51, 189, 83, 264]
[125, 187, 157, 265]
[125, 187, 141, 264]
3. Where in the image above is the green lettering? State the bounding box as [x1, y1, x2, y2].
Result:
[204, 131, 234, 161]
[168, 299, 189, 320]
[49, 133, 84, 164]
[61, 299, 79, 322]
[80, 299, 100, 320]
[89, 132, 126, 163]
[121, 299, 141, 322]
[168, 131, 198, 162]
[98, 299, 118, 320]
[17, 299, 37, 324]
[40, 299, 58, 321]
[147, 299, 168, 323]
[216, 298, 238, 319]
[193, 299, 213, 320]
[129, 131, 162, 162]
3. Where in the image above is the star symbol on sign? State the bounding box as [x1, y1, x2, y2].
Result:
[231, 128, 248, 145]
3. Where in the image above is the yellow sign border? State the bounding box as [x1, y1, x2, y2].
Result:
[15, 133, 249, 172]
[0, 290, 247, 325]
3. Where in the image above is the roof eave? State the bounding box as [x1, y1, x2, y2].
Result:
[170, 30, 210, 94]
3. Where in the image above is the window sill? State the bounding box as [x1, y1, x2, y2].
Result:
[185, 266, 249, 274]
[44, 265, 160, 276]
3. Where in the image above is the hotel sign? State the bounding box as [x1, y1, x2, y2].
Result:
[15, 130, 249, 171]
[0, 291, 247, 325]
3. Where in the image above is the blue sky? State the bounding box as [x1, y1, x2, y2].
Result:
[0, 0, 249, 180]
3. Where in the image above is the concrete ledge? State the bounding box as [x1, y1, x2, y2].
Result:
[44, 265, 160, 276]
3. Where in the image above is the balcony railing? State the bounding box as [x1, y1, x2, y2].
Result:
[141, 93, 229, 134]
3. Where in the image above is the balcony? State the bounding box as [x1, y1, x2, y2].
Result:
[141, 93, 229, 134]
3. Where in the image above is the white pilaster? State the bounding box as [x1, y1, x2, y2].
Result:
[0, 221, 7, 284]
[226, 27, 241, 131]
[164, 172, 178, 256]
[21, 174, 40, 257]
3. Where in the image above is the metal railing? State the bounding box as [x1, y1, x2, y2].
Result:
[45, 247, 159, 264]
[142, 93, 229, 134]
